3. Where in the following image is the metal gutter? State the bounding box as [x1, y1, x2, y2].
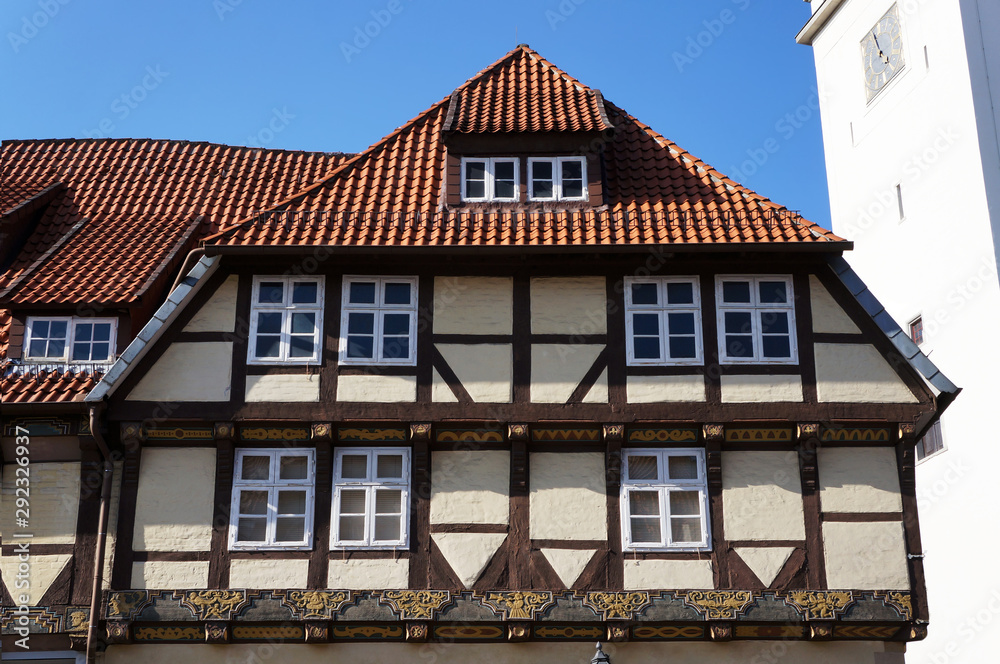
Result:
[795, 0, 847, 46]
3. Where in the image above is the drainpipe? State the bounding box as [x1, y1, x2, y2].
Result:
[169, 247, 205, 294]
[86, 402, 114, 664]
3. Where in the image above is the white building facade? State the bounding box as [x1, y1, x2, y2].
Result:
[798, 1, 1000, 662]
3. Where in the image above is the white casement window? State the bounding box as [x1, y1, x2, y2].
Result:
[230, 448, 315, 550]
[621, 448, 710, 551]
[332, 447, 410, 549]
[624, 277, 703, 365]
[23, 316, 117, 363]
[716, 276, 797, 364]
[339, 276, 418, 365]
[527, 157, 587, 201]
[248, 276, 324, 364]
[461, 157, 519, 202]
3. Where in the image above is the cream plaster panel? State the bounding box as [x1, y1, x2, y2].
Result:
[130, 561, 210, 590]
[229, 558, 309, 589]
[1, 462, 79, 544]
[183, 275, 239, 332]
[431, 368, 459, 402]
[823, 521, 910, 590]
[627, 374, 706, 403]
[432, 532, 507, 588]
[0, 554, 72, 604]
[433, 276, 513, 335]
[623, 559, 714, 590]
[722, 451, 805, 541]
[530, 344, 604, 403]
[327, 558, 410, 590]
[127, 342, 233, 402]
[819, 447, 902, 513]
[336, 374, 417, 403]
[436, 344, 512, 403]
[530, 277, 607, 334]
[721, 374, 804, 403]
[809, 275, 861, 334]
[529, 453, 607, 540]
[132, 448, 216, 551]
[540, 548, 596, 588]
[430, 450, 510, 524]
[582, 368, 609, 403]
[734, 547, 795, 587]
[814, 343, 919, 403]
[103, 642, 901, 664]
[245, 374, 320, 402]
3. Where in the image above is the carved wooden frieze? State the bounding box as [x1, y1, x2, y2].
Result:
[179, 590, 248, 621]
[379, 591, 452, 620]
[785, 591, 855, 620]
[684, 591, 754, 620]
[582, 592, 651, 619]
[281, 590, 351, 619]
[479, 591, 554, 620]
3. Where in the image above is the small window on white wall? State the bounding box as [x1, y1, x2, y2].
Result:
[230, 448, 315, 550]
[332, 447, 410, 549]
[716, 276, 797, 364]
[624, 277, 703, 365]
[621, 448, 710, 551]
[340, 277, 418, 365]
[248, 276, 324, 364]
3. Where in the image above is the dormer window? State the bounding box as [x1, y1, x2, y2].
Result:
[24, 316, 117, 364]
[461, 157, 518, 202]
[528, 157, 587, 201]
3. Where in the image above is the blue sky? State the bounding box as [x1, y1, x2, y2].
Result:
[1, 0, 830, 227]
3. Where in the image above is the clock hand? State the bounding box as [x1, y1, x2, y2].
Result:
[871, 30, 889, 64]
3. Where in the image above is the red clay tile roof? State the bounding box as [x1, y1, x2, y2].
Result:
[444, 46, 613, 133]
[1, 368, 101, 403]
[207, 46, 843, 248]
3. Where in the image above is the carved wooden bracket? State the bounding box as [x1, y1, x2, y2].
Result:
[809, 622, 834, 640]
[508, 622, 530, 642]
[405, 622, 429, 642]
[304, 621, 330, 642]
[702, 424, 724, 441]
[410, 422, 432, 443]
[709, 623, 732, 641]
[205, 621, 229, 643]
[120, 422, 144, 446]
[213, 422, 235, 441]
[105, 621, 131, 644]
[310, 422, 333, 443]
[509, 423, 529, 493]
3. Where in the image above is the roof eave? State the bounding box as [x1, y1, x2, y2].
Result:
[795, 0, 848, 46]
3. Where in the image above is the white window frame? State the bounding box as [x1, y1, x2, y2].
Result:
[247, 276, 325, 365]
[715, 275, 798, 364]
[229, 448, 316, 551]
[527, 156, 588, 201]
[460, 157, 519, 202]
[624, 276, 703, 366]
[331, 447, 411, 550]
[339, 276, 418, 366]
[23, 316, 118, 364]
[620, 448, 711, 552]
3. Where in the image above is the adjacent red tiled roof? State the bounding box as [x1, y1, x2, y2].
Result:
[444, 46, 613, 133]
[1, 369, 101, 403]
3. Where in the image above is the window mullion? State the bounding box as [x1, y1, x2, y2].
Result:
[660, 487, 670, 548]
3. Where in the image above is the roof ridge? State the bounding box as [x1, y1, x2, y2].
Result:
[0, 137, 352, 159]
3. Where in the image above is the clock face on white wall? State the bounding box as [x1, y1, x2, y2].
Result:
[861, 4, 905, 101]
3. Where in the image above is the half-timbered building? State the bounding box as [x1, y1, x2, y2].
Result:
[1, 46, 958, 664]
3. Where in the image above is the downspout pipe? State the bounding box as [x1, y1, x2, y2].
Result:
[86, 402, 114, 664]
[169, 247, 205, 294]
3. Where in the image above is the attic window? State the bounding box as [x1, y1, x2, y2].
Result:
[528, 157, 587, 201]
[24, 316, 117, 364]
[461, 157, 518, 202]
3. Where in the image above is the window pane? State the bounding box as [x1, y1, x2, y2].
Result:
[257, 312, 282, 334]
[280, 456, 308, 480]
[758, 281, 788, 304]
[383, 313, 409, 335]
[632, 313, 659, 336]
[258, 282, 284, 305]
[347, 336, 374, 359]
[241, 456, 270, 481]
[28, 340, 47, 357]
[494, 179, 515, 199]
[532, 180, 553, 198]
[633, 337, 661, 360]
[93, 323, 112, 342]
[91, 342, 110, 361]
[291, 281, 318, 304]
[339, 489, 367, 517]
[341, 456, 368, 480]
[627, 456, 658, 481]
[466, 179, 486, 199]
[630, 283, 658, 305]
[724, 311, 752, 334]
[671, 517, 702, 543]
[762, 336, 792, 359]
[494, 161, 515, 180]
[339, 515, 365, 541]
[255, 335, 281, 358]
[668, 337, 696, 359]
[722, 281, 751, 303]
[277, 490, 307, 514]
[726, 335, 754, 358]
[349, 282, 376, 304]
[465, 161, 486, 181]
[382, 336, 410, 360]
[276, 517, 305, 542]
[532, 161, 553, 179]
[377, 454, 404, 479]
[562, 179, 584, 198]
[291, 312, 316, 334]
[75, 323, 93, 342]
[668, 312, 695, 335]
[669, 491, 701, 516]
[761, 312, 789, 334]
[375, 489, 402, 513]
[289, 336, 314, 358]
[50, 320, 68, 338]
[668, 456, 699, 480]
[239, 490, 268, 515]
[666, 282, 694, 304]
[347, 312, 374, 334]
[384, 283, 412, 305]
[72, 342, 90, 361]
[237, 518, 267, 542]
[630, 518, 661, 543]
[48, 339, 65, 357]
[629, 491, 660, 516]
[374, 515, 400, 541]
[30, 320, 49, 337]
[562, 160, 582, 179]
